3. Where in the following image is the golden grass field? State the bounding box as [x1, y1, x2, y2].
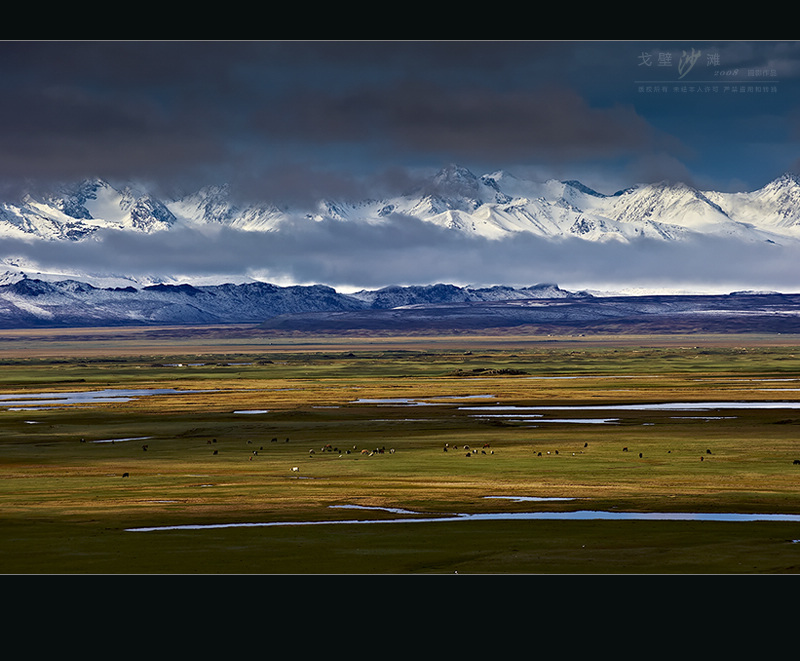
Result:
[2, 325, 800, 574]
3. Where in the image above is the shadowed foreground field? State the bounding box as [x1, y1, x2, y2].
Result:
[2, 326, 800, 574]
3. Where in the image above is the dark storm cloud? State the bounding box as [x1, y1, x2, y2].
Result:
[0, 41, 697, 202]
[0, 41, 246, 194]
[3, 40, 798, 200]
[256, 81, 663, 161]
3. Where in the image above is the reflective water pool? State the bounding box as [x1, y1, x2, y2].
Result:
[0, 388, 216, 410]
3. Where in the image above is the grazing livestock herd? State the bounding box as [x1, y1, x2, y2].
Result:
[107, 432, 410, 478]
[90, 425, 800, 479]
[443, 442, 494, 457]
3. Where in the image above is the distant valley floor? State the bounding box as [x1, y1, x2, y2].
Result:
[258, 293, 800, 336]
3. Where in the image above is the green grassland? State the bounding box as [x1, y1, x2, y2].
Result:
[2, 328, 800, 574]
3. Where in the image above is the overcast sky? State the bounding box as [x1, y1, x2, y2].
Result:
[2, 40, 800, 292]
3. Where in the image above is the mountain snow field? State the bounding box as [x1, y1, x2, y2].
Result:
[2, 165, 800, 246]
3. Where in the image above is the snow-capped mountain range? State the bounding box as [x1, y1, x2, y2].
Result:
[3, 164, 800, 246]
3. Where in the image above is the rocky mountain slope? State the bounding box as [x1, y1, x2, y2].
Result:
[0, 277, 585, 328]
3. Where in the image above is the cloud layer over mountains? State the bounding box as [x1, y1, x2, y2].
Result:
[1, 167, 799, 294]
[0, 217, 792, 293]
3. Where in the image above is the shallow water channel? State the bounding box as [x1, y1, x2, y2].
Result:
[127, 499, 800, 532]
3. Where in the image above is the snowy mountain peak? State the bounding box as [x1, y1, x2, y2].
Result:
[772, 171, 800, 186]
[433, 163, 478, 185]
[756, 171, 800, 200]
[40, 178, 111, 220]
[429, 164, 480, 196]
[407, 164, 486, 213]
[741, 171, 800, 228]
[561, 180, 605, 198]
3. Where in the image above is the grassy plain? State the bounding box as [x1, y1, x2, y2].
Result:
[2, 325, 800, 574]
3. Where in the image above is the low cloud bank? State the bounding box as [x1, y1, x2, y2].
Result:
[2, 213, 798, 293]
